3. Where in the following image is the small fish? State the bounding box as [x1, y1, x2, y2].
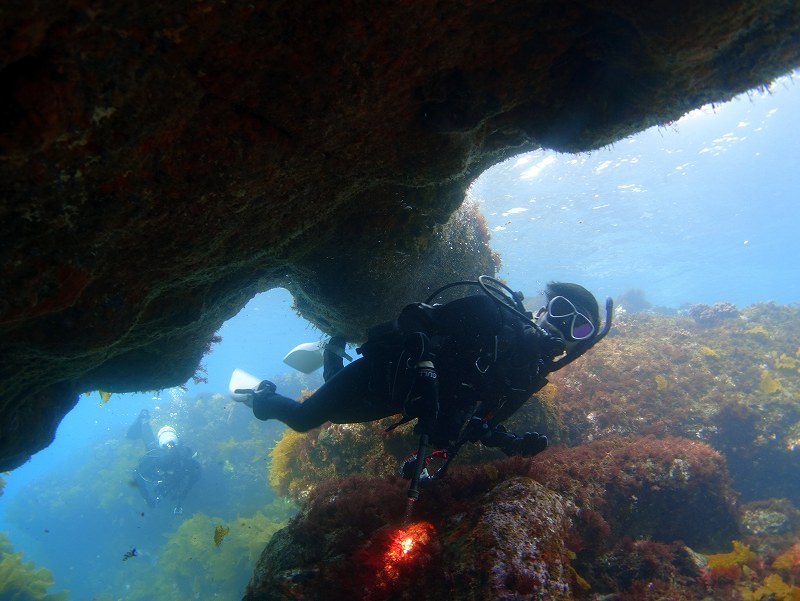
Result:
[122, 547, 138, 561]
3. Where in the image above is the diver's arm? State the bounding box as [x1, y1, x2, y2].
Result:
[396, 304, 440, 433]
[432, 294, 503, 339]
[480, 424, 548, 457]
[485, 377, 548, 426]
[397, 302, 437, 337]
[472, 381, 549, 456]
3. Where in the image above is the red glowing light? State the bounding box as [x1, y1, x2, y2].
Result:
[382, 522, 435, 574]
[350, 521, 438, 594]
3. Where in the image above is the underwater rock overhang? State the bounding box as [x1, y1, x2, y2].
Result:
[1, 0, 800, 470]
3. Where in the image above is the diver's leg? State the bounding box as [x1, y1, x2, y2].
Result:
[171, 459, 201, 514]
[133, 470, 157, 508]
[253, 358, 397, 430]
[127, 410, 158, 451]
[322, 336, 347, 382]
[141, 422, 158, 452]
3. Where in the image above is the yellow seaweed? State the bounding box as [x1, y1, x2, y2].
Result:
[772, 543, 800, 572]
[745, 324, 771, 338]
[707, 540, 756, 570]
[654, 374, 668, 391]
[538, 382, 559, 404]
[482, 463, 499, 482]
[567, 565, 591, 591]
[775, 353, 798, 371]
[213, 524, 230, 547]
[99, 390, 112, 403]
[759, 370, 782, 394]
[155, 512, 285, 597]
[269, 429, 313, 497]
[0, 533, 67, 600]
[742, 573, 800, 601]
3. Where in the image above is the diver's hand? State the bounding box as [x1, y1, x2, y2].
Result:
[404, 362, 439, 435]
[504, 432, 548, 457]
[234, 380, 276, 409]
[541, 331, 566, 357]
[254, 380, 277, 398]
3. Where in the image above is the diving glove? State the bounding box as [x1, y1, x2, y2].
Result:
[234, 380, 277, 409]
[504, 432, 548, 457]
[252, 380, 277, 407]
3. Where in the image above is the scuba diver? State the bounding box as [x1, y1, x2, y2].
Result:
[233, 276, 612, 483]
[126, 411, 202, 515]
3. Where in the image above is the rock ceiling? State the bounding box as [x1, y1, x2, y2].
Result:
[1, 0, 799, 470]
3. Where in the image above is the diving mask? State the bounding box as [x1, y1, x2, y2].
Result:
[541, 295, 596, 341]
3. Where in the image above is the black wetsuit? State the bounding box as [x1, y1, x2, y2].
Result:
[135, 445, 201, 507]
[253, 294, 564, 451]
[127, 417, 202, 511]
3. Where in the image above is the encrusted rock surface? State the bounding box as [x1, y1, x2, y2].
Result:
[243, 474, 575, 601]
[520, 303, 800, 505]
[2, 0, 799, 469]
[243, 436, 737, 600]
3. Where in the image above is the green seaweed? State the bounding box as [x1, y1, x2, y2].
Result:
[0, 533, 68, 601]
[126, 511, 285, 600]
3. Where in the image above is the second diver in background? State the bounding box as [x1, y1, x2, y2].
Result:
[127, 411, 202, 515]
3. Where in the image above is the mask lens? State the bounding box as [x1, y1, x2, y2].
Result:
[548, 296, 576, 318]
[571, 315, 595, 340]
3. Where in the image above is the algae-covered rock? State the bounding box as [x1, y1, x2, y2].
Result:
[245, 475, 573, 601]
[507, 303, 800, 504]
[244, 435, 737, 600]
[440, 478, 573, 601]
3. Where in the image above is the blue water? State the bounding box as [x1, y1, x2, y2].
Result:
[1, 74, 798, 600]
[1, 288, 318, 497]
[471, 74, 800, 309]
